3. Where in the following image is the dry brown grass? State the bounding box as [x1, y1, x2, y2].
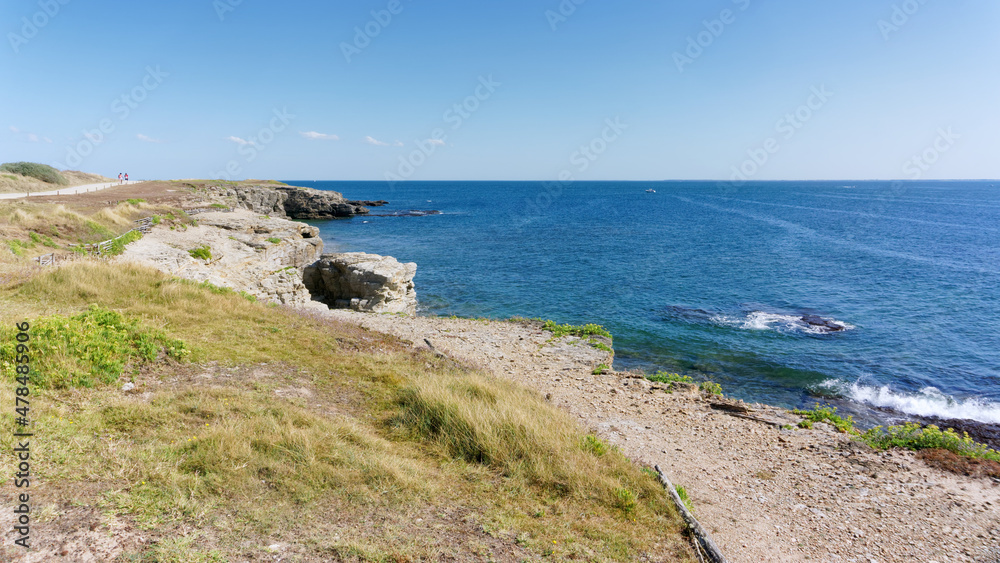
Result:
[0, 169, 112, 194]
[0, 262, 695, 561]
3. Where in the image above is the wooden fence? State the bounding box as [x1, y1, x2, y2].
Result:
[60, 217, 157, 262]
[185, 206, 232, 215]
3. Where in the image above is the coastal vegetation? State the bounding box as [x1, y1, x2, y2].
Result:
[188, 244, 212, 260]
[647, 371, 724, 395]
[0, 162, 67, 185]
[0, 162, 111, 194]
[0, 261, 692, 560]
[793, 403, 1000, 463]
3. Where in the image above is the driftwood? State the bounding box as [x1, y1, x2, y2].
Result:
[709, 399, 753, 414]
[724, 411, 787, 428]
[655, 465, 729, 563]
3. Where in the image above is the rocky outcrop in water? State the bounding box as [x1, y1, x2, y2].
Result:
[801, 315, 847, 332]
[303, 252, 417, 315]
[220, 184, 386, 219]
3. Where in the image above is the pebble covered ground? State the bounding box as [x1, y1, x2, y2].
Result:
[324, 310, 1000, 563]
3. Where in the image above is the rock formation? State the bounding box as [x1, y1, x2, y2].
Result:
[303, 253, 417, 315]
[117, 210, 324, 307]
[219, 184, 386, 219]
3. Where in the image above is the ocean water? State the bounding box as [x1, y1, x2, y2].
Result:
[289, 180, 1000, 427]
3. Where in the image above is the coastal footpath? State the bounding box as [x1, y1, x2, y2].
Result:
[119, 195, 999, 563]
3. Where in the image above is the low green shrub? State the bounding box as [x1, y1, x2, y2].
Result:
[792, 404, 855, 433]
[7, 240, 26, 256]
[647, 372, 693, 385]
[0, 305, 189, 388]
[581, 434, 609, 456]
[675, 485, 694, 514]
[108, 230, 143, 256]
[614, 487, 637, 516]
[188, 245, 212, 260]
[542, 320, 612, 340]
[592, 363, 609, 375]
[859, 423, 1000, 461]
[699, 381, 723, 396]
[126, 198, 146, 205]
[266, 237, 281, 244]
[0, 161, 67, 184]
[85, 220, 115, 240]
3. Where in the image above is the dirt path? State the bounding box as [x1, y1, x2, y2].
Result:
[323, 310, 1000, 563]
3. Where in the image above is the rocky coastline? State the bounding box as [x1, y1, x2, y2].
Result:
[117, 208, 418, 315]
[212, 183, 388, 219]
[117, 196, 1000, 563]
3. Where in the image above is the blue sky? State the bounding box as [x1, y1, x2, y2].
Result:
[2, 0, 998, 181]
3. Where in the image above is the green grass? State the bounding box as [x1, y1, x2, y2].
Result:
[0, 262, 693, 561]
[0, 161, 67, 184]
[792, 404, 855, 433]
[6, 240, 26, 256]
[646, 371, 723, 395]
[593, 363, 609, 375]
[188, 245, 212, 260]
[0, 305, 188, 388]
[126, 198, 147, 205]
[265, 237, 281, 244]
[31, 232, 59, 248]
[675, 485, 694, 514]
[541, 319, 612, 340]
[792, 403, 1000, 462]
[647, 372, 694, 385]
[108, 230, 144, 256]
[859, 423, 1000, 461]
[85, 220, 115, 240]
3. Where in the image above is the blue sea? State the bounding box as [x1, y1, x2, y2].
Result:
[288, 180, 1000, 428]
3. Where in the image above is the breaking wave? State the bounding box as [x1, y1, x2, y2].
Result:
[819, 380, 1000, 425]
[711, 311, 854, 335]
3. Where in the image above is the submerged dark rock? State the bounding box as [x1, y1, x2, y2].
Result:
[801, 314, 846, 332]
[369, 210, 442, 217]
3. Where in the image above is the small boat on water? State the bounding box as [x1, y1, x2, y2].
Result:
[645, 189, 656, 193]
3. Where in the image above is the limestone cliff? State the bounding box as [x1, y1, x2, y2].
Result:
[303, 253, 417, 315]
[117, 210, 324, 306]
[218, 184, 387, 219]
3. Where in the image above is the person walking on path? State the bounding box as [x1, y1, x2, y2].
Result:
[118, 173, 123, 184]
[124, 173, 129, 184]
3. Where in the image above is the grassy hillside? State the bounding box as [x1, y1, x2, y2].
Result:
[0, 198, 187, 278]
[0, 261, 694, 561]
[0, 162, 112, 194]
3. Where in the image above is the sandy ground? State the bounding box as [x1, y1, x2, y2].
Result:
[323, 310, 1000, 563]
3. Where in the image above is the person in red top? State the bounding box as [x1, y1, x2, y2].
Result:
[118, 173, 122, 184]
[124, 173, 129, 184]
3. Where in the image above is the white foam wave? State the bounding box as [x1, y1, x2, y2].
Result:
[824, 380, 1000, 425]
[712, 311, 853, 335]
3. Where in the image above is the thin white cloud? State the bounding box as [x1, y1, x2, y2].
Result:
[137, 133, 163, 143]
[427, 139, 445, 146]
[226, 136, 254, 146]
[27, 133, 39, 142]
[43, 136, 52, 143]
[300, 131, 339, 141]
[9, 125, 20, 133]
[393, 140, 404, 147]
[365, 136, 389, 146]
